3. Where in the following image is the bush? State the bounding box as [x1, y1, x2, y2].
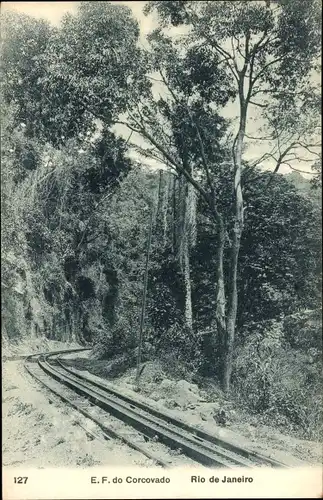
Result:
[283, 310, 322, 351]
[156, 322, 203, 379]
[232, 319, 322, 440]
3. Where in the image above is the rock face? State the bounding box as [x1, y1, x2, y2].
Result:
[2, 242, 123, 348]
[2, 252, 49, 345]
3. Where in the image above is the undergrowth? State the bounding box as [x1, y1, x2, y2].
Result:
[232, 317, 322, 441]
[68, 314, 322, 442]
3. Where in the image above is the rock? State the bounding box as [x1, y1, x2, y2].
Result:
[229, 410, 237, 420]
[160, 379, 174, 390]
[176, 380, 199, 394]
[165, 399, 179, 409]
[213, 409, 227, 426]
[149, 392, 160, 401]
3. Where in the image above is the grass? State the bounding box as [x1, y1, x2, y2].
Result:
[8, 401, 34, 417]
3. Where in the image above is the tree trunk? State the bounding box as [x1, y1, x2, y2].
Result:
[172, 175, 177, 253]
[223, 236, 239, 391]
[224, 217, 242, 391]
[176, 171, 195, 331]
[135, 204, 154, 386]
[223, 109, 246, 391]
[183, 235, 193, 330]
[162, 176, 169, 249]
[213, 211, 227, 378]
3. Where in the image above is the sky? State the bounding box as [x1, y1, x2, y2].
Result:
[1, 1, 154, 33]
[2, 1, 320, 178]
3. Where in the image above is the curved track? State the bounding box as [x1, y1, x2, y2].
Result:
[24, 349, 289, 469]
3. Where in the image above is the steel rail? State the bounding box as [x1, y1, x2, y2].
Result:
[39, 353, 238, 467]
[24, 349, 290, 469]
[58, 356, 287, 469]
[40, 351, 284, 468]
[56, 358, 257, 467]
[24, 353, 171, 468]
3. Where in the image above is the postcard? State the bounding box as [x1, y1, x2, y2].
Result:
[2, 1, 322, 498]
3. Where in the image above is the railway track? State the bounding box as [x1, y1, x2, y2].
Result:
[24, 349, 288, 469]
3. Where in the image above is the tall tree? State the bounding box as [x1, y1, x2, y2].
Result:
[1, 11, 54, 140]
[1, 2, 145, 145]
[124, 0, 321, 389]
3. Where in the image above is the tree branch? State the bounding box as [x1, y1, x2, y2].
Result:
[250, 56, 284, 88]
[282, 163, 316, 175]
[249, 99, 268, 108]
[246, 32, 272, 102]
[116, 120, 210, 205]
[297, 142, 321, 157]
[153, 69, 218, 206]
[203, 34, 240, 84]
[187, 109, 215, 195]
[245, 133, 275, 141]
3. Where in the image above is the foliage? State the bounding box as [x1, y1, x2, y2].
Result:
[191, 168, 322, 329]
[1, 11, 54, 139]
[1, 1, 321, 437]
[233, 315, 322, 439]
[156, 322, 204, 377]
[238, 171, 322, 323]
[1, 96, 136, 343]
[2, 2, 147, 145]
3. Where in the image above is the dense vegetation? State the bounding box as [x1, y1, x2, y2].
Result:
[1, 1, 321, 439]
